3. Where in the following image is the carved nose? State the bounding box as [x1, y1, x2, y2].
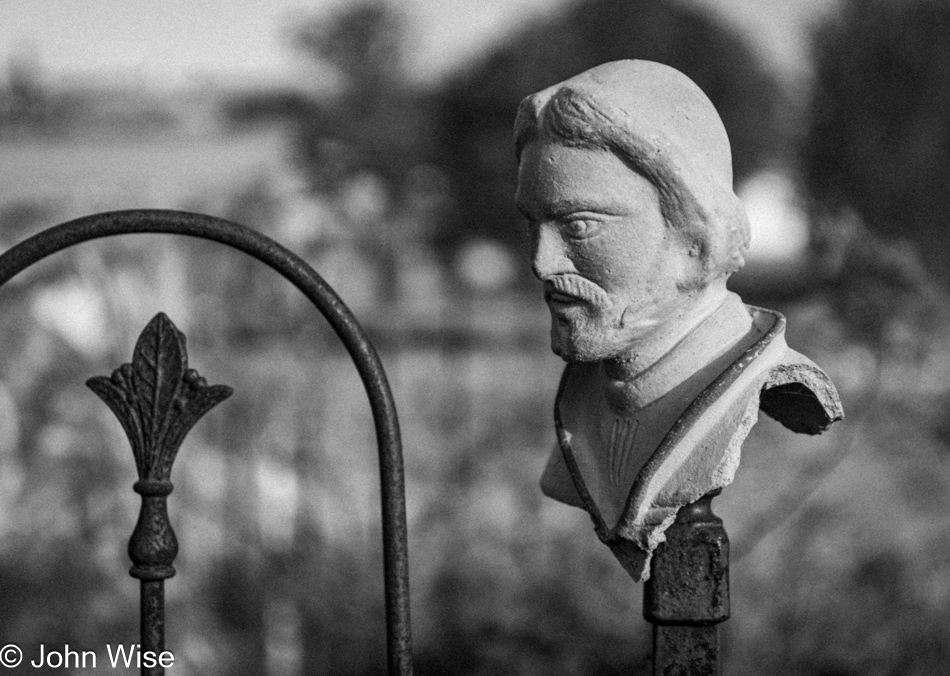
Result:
[531, 224, 573, 279]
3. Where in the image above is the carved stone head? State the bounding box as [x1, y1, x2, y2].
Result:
[515, 60, 751, 366]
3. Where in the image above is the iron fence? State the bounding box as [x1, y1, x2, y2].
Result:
[0, 210, 412, 676]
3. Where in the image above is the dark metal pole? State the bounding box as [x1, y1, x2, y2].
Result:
[644, 489, 729, 676]
[130, 479, 177, 676]
[140, 581, 165, 669]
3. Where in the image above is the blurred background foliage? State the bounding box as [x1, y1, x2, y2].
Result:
[1, 0, 950, 674]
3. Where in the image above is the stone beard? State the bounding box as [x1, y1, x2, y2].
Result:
[515, 60, 843, 581]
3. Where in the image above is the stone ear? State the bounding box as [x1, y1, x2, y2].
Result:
[669, 226, 711, 293]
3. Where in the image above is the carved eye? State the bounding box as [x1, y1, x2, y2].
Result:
[561, 218, 600, 239]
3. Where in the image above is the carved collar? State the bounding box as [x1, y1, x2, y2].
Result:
[548, 303, 843, 581]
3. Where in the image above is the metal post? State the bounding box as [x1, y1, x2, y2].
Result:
[644, 489, 729, 676]
[139, 581, 166, 668]
[129, 481, 175, 674]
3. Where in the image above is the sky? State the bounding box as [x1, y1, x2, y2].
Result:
[1, 0, 839, 88]
[1, 0, 573, 87]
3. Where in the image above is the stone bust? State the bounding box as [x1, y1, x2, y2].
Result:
[514, 60, 843, 581]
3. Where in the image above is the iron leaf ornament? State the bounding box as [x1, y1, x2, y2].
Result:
[87, 312, 232, 481]
[87, 312, 232, 582]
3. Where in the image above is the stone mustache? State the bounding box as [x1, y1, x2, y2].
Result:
[514, 60, 843, 581]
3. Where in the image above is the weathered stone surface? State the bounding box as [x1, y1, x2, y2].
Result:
[514, 60, 843, 581]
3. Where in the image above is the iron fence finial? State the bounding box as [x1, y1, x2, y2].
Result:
[87, 312, 232, 674]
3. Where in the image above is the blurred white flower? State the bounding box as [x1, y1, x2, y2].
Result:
[30, 281, 109, 358]
[738, 169, 810, 264]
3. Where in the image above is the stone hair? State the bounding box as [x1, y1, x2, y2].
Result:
[514, 85, 750, 290]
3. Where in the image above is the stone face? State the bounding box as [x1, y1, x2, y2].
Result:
[514, 60, 843, 581]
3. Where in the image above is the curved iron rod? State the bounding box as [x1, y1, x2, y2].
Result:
[0, 209, 413, 675]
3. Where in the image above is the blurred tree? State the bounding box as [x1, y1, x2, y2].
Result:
[293, 2, 402, 97]
[437, 0, 785, 283]
[804, 0, 950, 283]
[291, 2, 436, 195]
[4, 49, 47, 125]
[817, 221, 950, 360]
